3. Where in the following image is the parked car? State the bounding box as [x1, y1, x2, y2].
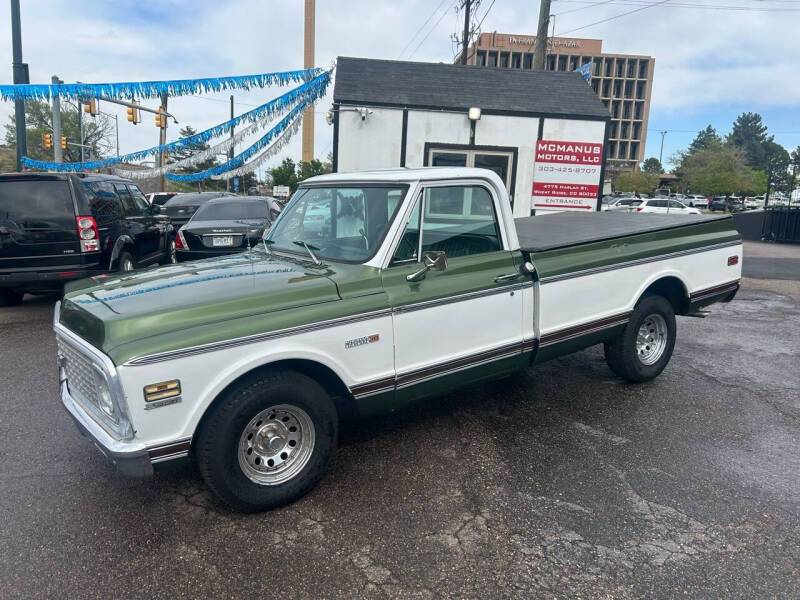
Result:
[604, 197, 643, 212]
[162, 191, 235, 229]
[710, 196, 744, 213]
[176, 196, 282, 261]
[744, 197, 760, 210]
[146, 192, 180, 206]
[0, 172, 176, 306]
[53, 167, 742, 511]
[685, 194, 709, 209]
[634, 198, 702, 215]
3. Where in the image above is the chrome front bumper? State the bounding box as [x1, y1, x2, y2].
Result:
[60, 377, 153, 477]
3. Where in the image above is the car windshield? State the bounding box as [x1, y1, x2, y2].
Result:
[266, 184, 408, 263]
[193, 200, 268, 221]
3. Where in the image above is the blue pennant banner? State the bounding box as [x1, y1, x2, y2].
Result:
[0, 67, 323, 102]
[166, 103, 307, 182]
[20, 70, 331, 172]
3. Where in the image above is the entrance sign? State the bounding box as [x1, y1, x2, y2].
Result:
[532, 140, 603, 212]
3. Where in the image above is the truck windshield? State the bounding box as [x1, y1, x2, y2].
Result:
[266, 185, 407, 263]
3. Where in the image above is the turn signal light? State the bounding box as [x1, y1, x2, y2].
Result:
[144, 380, 181, 403]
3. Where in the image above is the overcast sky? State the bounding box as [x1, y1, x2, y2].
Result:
[1, 0, 798, 172]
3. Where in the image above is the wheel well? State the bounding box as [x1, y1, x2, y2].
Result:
[639, 276, 689, 315]
[192, 359, 358, 451]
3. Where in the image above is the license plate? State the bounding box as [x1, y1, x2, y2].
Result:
[212, 236, 234, 247]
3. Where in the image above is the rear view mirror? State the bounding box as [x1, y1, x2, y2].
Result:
[406, 250, 447, 282]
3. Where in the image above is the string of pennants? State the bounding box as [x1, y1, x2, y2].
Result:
[16, 69, 332, 180]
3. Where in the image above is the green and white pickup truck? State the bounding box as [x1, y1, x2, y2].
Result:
[54, 168, 742, 512]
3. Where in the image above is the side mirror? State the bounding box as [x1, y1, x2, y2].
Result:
[150, 203, 163, 215]
[406, 250, 447, 282]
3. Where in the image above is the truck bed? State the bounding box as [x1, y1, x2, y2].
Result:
[514, 212, 732, 252]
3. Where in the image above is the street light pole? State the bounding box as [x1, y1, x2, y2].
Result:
[52, 75, 63, 163]
[658, 130, 667, 165]
[10, 0, 29, 171]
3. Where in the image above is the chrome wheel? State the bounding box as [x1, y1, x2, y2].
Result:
[168, 240, 177, 264]
[120, 257, 134, 272]
[237, 404, 315, 485]
[636, 313, 668, 365]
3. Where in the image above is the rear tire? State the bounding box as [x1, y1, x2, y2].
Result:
[196, 369, 338, 513]
[161, 238, 177, 265]
[0, 288, 24, 307]
[117, 250, 135, 273]
[604, 295, 676, 383]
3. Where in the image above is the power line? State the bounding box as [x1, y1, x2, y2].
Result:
[555, 0, 672, 35]
[554, 0, 618, 16]
[399, 0, 450, 58]
[409, 1, 459, 59]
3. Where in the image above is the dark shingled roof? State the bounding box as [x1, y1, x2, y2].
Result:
[334, 56, 610, 120]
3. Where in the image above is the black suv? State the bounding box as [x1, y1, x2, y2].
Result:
[709, 196, 744, 213]
[0, 172, 176, 306]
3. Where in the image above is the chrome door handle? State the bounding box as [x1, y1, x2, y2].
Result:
[494, 273, 520, 283]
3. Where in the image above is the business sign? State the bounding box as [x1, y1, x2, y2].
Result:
[532, 140, 603, 212]
[273, 185, 290, 198]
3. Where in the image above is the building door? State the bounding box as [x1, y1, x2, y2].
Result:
[427, 147, 515, 204]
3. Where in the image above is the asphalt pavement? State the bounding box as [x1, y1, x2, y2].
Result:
[1, 246, 799, 599]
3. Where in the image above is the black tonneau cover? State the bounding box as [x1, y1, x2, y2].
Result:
[515, 212, 731, 252]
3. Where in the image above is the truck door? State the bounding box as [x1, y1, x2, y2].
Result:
[381, 183, 525, 403]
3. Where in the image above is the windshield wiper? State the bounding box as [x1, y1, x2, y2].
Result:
[292, 240, 322, 265]
[261, 237, 275, 256]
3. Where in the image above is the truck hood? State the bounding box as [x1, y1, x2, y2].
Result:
[59, 251, 342, 354]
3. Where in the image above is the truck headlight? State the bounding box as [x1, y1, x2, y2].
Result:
[95, 373, 118, 421]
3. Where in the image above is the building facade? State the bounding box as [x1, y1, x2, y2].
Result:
[466, 32, 655, 173]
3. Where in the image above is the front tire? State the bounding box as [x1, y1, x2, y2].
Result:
[117, 250, 135, 273]
[196, 369, 338, 512]
[604, 295, 676, 383]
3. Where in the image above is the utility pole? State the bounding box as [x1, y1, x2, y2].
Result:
[10, 0, 29, 171]
[78, 101, 83, 163]
[459, 0, 472, 65]
[658, 130, 667, 165]
[227, 95, 234, 192]
[533, 0, 552, 70]
[52, 75, 63, 163]
[158, 92, 168, 192]
[302, 0, 315, 162]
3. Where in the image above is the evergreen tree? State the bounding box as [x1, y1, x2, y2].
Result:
[688, 125, 722, 154]
[726, 112, 770, 169]
[641, 157, 663, 175]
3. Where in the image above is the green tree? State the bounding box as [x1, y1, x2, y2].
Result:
[297, 158, 330, 182]
[790, 146, 800, 190]
[764, 141, 791, 194]
[4, 99, 114, 163]
[640, 157, 663, 175]
[169, 125, 225, 191]
[680, 144, 761, 196]
[688, 125, 722, 154]
[615, 171, 658, 195]
[270, 157, 298, 191]
[726, 112, 770, 169]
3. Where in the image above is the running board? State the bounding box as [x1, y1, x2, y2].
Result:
[684, 309, 712, 318]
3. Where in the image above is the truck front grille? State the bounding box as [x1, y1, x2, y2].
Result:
[57, 336, 101, 410]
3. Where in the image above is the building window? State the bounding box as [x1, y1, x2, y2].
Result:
[636, 81, 646, 100]
[591, 79, 600, 93]
[638, 61, 649, 79]
[632, 122, 641, 140]
[634, 101, 644, 120]
[568, 56, 578, 71]
[627, 60, 637, 78]
[619, 141, 628, 159]
[593, 58, 602, 76]
[613, 80, 622, 97]
[615, 60, 624, 77]
[621, 122, 630, 139]
[629, 142, 639, 160]
[499, 52, 509, 68]
[511, 52, 521, 69]
[487, 51, 497, 67]
[557, 55, 567, 71]
[612, 101, 621, 118]
[601, 79, 611, 97]
[608, 141, 617, 159]
[624, 101, 633, 119]
[609, 121, 619, 138]
[624, 80, 634, 99]
[604, 59, 613, 77]
[523, 53, 533, 69]
[476, 50, 486, 67]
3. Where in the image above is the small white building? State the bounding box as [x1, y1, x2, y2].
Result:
[332, 57, 610, 218]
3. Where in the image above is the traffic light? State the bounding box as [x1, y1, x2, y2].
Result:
[60, 136, 67, 150]
[43, 132, 53, 150]
[126, 101, 140, 124]
[154, 107, 166, 129]
[83, 99, 98, 116]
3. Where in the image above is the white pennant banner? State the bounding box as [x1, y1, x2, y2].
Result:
[210, 115, 302, 180]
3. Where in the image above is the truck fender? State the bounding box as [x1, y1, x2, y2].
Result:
[182, 348, 357, 438]
[631, 270, 690, 315]
[109, 235, 135, 269]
